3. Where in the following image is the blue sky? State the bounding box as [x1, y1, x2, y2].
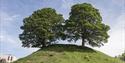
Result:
[0, 0, 125, 58]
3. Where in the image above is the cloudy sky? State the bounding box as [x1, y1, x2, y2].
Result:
[0, 0, 125, 58]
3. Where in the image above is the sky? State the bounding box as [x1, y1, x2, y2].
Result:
[0, 0, 125, 58]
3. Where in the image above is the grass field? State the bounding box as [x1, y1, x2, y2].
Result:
[13, 44, 124, 63]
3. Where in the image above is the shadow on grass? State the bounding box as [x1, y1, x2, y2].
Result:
[38, 44, 96, 53]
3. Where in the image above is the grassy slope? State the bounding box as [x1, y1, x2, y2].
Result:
[14, 44, 124, 63]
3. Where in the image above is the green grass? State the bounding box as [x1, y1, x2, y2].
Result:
[13, 44, 124, 63]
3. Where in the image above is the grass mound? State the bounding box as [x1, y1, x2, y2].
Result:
[14, 44, 124, 63]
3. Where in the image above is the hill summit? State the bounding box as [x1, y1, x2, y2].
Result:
[14, 44, 124, 63]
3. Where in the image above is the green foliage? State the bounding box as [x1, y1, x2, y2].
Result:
[13, 44, 124, 63]
[19, 3, 110, 48]
[64, 3, 110, 47]
[117, 52, 125, 61]
[19, 8, 64, 47]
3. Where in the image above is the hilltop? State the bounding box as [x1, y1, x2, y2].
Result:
[14, 44, 124, 63]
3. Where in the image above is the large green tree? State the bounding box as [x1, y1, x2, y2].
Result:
[19, 8, 64, 48]
[64, 3, 110, 47]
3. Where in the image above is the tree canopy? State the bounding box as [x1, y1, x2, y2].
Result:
[19, 3, 110, 48]
[64, 3, 110, 47]
[19, 8, 64, 47]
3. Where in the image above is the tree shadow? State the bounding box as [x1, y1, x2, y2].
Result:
[39, 44, 96, 53]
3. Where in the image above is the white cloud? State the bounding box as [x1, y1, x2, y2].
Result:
[94, 14, 125, 57]
[61, 0, 74, 9]
[0, 31, 19, 44]
[0, 11, 20, 28]
[111, 0, 124, 7]
[0, 11, 20, 44]
[0, 11, 39, 58]
[0, 30, 39, 58]
[0, 12, 19, 21]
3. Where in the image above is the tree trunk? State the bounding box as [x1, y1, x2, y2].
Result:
[82, 35, 85, 47]
[43, 42, 46, 47]
[42, 39, 46, 47]
[82, 38, 85, 47]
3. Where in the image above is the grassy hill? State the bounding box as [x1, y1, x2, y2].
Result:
[13, 44, 124, 63]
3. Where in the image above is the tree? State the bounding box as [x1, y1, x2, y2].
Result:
[19, 8, 64, 48]
[116, 52, 125, 61]
[64, 3, 110, 47]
